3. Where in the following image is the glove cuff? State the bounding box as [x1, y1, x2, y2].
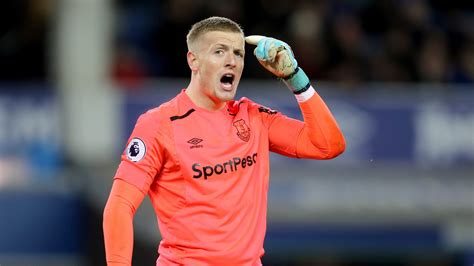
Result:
[283, 67, 310, 94]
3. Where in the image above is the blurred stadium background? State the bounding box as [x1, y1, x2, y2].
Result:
[0, 0, 473, 265]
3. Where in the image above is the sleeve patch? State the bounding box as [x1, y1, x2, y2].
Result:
[126, 138, 146, 162]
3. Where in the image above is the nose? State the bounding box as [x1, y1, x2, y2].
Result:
[225, 53, 237, 68]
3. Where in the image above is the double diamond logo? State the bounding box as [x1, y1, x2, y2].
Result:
[187, 138, 203, 149]
[187, 138, 203, 145]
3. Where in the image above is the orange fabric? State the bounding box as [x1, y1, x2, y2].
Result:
[297, 90, 346, 158]
[266, 90, 345, 159]
[103, 179, 146, 266]
[103, 89, 345, 265]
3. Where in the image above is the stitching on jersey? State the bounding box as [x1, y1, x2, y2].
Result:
[258, 106, 278, 115]
[170, 108, 195, 121]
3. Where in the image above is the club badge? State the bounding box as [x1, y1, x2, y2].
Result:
[233, 119, 251, 142]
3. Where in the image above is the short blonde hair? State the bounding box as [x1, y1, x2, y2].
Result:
[186, 16, 244, 51]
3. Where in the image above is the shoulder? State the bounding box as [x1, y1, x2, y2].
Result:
[228, 97, 278, 116]
[239, 97, 278, 115]
[136, 97, 180, 127]
[230, 96, 259, 111]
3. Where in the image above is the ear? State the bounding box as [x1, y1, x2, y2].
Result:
[187, 51, 199, 72]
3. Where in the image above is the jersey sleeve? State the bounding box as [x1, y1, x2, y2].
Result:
[255, 104, 303, 157]
[103, 179, 146, 265]
[114, 110, 164, 193]
[257, 87, 345, 159]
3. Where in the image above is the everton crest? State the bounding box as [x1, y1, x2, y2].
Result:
[233, 119, 250, 142]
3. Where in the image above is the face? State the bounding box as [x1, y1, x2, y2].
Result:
[190, 31, 245, 105]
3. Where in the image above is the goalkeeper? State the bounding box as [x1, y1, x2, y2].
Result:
[103, 16, 345, 265]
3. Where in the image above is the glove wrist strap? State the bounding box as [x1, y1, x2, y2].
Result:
[283, 67, 310, 93]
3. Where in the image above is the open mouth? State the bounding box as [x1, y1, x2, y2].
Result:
[220, 73, 235, 88]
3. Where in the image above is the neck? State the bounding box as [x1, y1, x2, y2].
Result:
[185, 78, 226, 111]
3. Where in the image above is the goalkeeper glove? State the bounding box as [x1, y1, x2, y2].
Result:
[245, 35, 310, 94]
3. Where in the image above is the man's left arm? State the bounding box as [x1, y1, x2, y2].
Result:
[266, 85, 345, 159]
[246, 35, 345, 159]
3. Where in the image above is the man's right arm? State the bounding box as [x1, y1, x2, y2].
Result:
[103, 179, 147, 266]
[103, 110, 164, 265]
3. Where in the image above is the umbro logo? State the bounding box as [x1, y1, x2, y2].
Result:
[187, 138, 203, 149]
[188, 138, 202, 145]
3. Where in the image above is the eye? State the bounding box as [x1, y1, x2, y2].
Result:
[215, 49, 224, 55]
[235, 51, 244, 58]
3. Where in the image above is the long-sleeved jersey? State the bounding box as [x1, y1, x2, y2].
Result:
[104, 87, 345, 265]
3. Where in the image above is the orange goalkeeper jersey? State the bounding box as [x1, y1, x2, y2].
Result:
[111, 88, 345, 265]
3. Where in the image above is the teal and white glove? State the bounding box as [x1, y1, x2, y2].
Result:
[245, 35, 310, 94]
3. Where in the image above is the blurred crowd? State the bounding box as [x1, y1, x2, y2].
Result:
[0, 0, 53, 82]
[113, 0, 474, 86]
[1, 0, 473, 86]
